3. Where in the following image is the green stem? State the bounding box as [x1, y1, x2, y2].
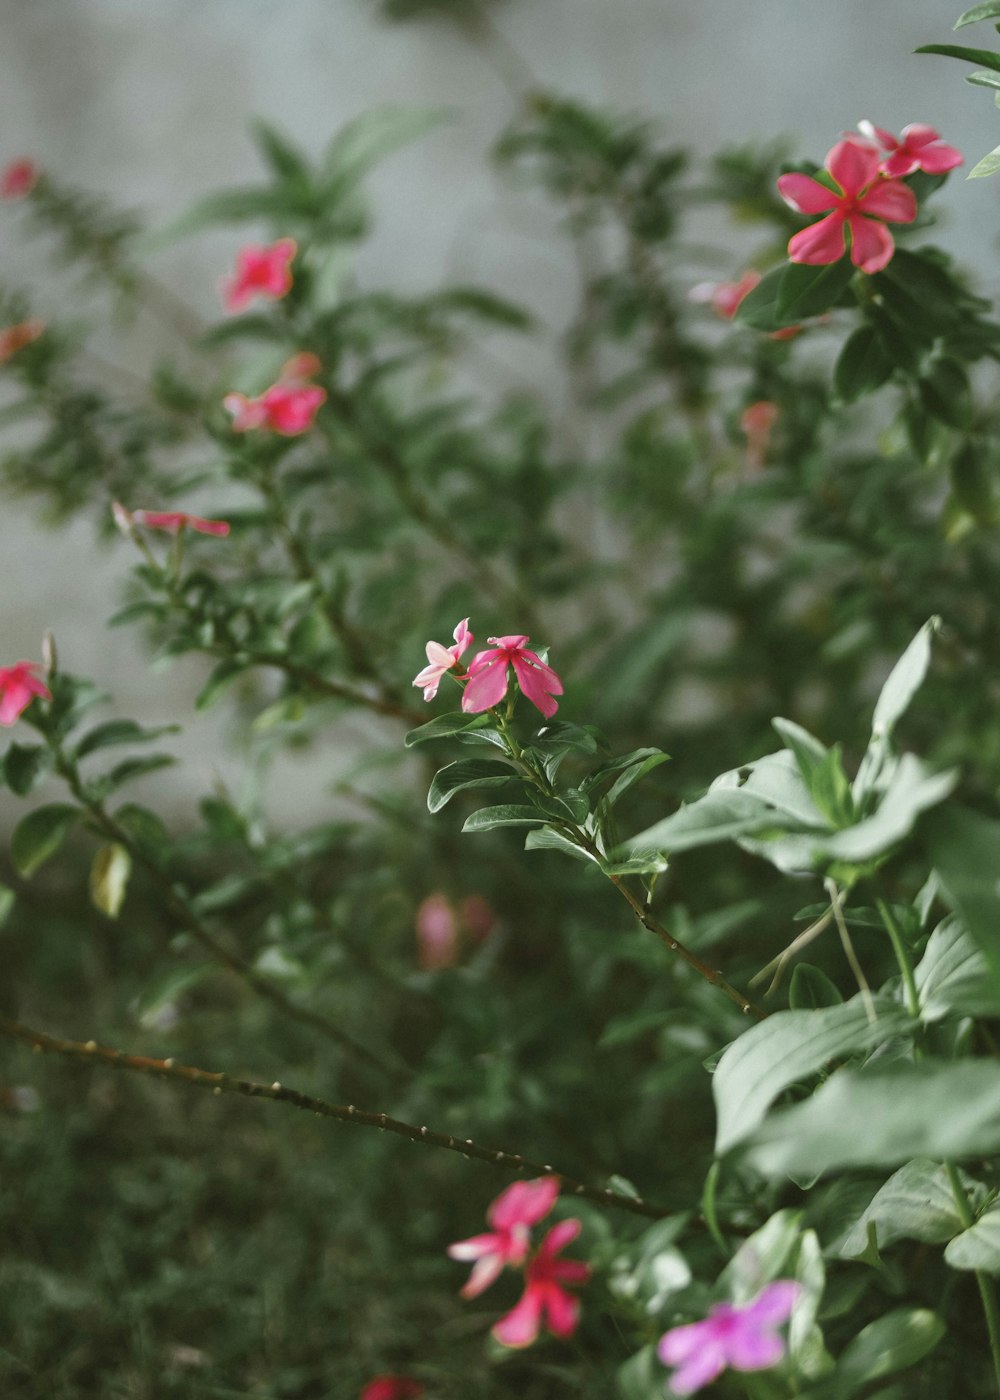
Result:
[876, 897, 919, 1020]
[945, 1160, 1000, 1396]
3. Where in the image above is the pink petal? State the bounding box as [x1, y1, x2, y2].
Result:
[900, 123, 941, 149]
[857, 179, 917, 223]
[858, 120, 896, 150]
[541, 1283, 580, 1338]
[447, 1231, 502, 1262]
[461, 655, 510, 713]
[826, 138, 881, 196]
[187, 515, 230, 537]
[486, 634, 530, 650]
[492, 1286, 544, 1349]
[742, 1281, 801, 1327]
[658, 1320, 714, 1367]
[846, 214, 895, 274]
[460, 1252, 506, 1299]
[511, 653, 562, 719]
[490, 1176, 560, 1231]
[776, 172, 840, 215]
[724, 1329, 785, 1373]
[787, 212, 847, 266]
[537, 1218, 580, 1258]
[912, 142, 964, 174]
[450, 617, 473, 658]
[0, 682, 30, 726]
[551, 1258, 591, 1286]
[667, 1346, 727, 1397]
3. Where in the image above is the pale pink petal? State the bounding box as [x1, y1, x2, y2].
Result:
[447, 1231, 502, 1262]
[846, 214, 895, 273]
[461, 655, 510, 713]
[187, 515, 231, 537]
[725, 1329, 785, 1372]
[485, 634, 530, 650]
[541, 1284, 580, 1338]
[489, 1176, 560, 1231]
[742, 1281, 801, 1327]
[857, 179, 917, 223]
[667, 1346, 727, 1396]
[787, 211, 847, 265]
[826, 138, 881, 196]
[776, 172, 840, 215]
[492, 1286, 544, 1349]
[658, 1319, 713, 1366]
[460, 1252, 506, 1299]
[858, 120, 896, 149]
[449, 617, 473, 659]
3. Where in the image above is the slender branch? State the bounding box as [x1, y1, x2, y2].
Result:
[945, 1160, 1000, 1396]
[0, 1016, 666, 1221]
[826, 879, 876, 1025]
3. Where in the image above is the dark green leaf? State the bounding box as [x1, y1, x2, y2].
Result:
[915, 915, 1000, 1020]
[834, 324, 895, 402]
[251, 120, 311, 183]
[919, 357, 972, 427]
[11, 803, 79, 878]
[90, 754, 176, 798]
[916, 42, 1000, 73]
[3, 743, 51, 796]
[426, 758, 515, 812]
[835, 1309, 945, 1386]
[776, 257, 855, 320]
[404, 712, 490, 747]
[461, 805, 548, 833]
[75, 718, 180, 759]
[523, 825, 598, 863]
[789, 964, 843, 1009]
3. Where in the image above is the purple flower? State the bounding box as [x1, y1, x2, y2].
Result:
[658, 1281, 800, 1396]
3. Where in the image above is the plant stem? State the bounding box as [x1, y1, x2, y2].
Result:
[945, 1160, 1000, 1396]
[0, 1016, 667, 1222]
[876, 897, 920, 1020]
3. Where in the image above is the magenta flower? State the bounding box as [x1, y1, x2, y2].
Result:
[0, 661, 52, 726]
[858, 121, 963, 178]
[448, 1176, 560, 1299]
[220, 238, 297, 313]
[413, 617, 473, 702]
[0, 318, 45, 363]
[492, 1218, 591, 1349]
[658, 1281, 801, 1396]
[360, 1377, 424, 1400]
[777, 138, 917, 274]
[114, 503, 230, 537]
[224, 354, 326, 436]
[1, 160, 37, 199]
[462, 636, 563, 719]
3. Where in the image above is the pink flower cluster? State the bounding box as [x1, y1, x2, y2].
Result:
[220, 238, 297, 314]
[224, 352, 326, 436]
[448, 1177, 589, 1348]
[658, 1281, 800, 1396]
[413, 619, 564, 719]
[0, 661, 51, 727]
[778, 122, 961, 275]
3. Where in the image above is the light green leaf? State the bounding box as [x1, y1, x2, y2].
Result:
[718, 1208, 804, 1299]
[624, 787, 803, 858]
[713, 994, 909, 1154]
[969, 142, 1000, 178]
[711, 749, 824, 827]
[835, 1309, 945, 1386]
[966, 67, 1000, 87]
[319, 106, 451, 194]
[838, 1160, 975, 1257]
[945, 1200, 1000, 1272]
[89, 843, 132, 919]
[819, 756, 956, 862]
[915, 916, 1000, 1021]
[0, 883, 15, 930]
[923, 804, 1000, 980]
[11, 804, 79, 879]
[747, 1061, 1000, 1177]
[461, 805, 547, 833]
[956, 2, 1000, 27]
[426, 758, 515, 813]
[524, 826, 598, 863]
[871, 617, 939, 743]
[616, 1345, 663, 1400]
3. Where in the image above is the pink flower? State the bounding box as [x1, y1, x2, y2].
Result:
[462, 636, 563, 719]
[415, 893, 459, 969]
[360, 1378, 424, 1400]
[0, 318, 45, 363]
[690, 271, 762, 320]
[0, 661, 52, 726]
[858, 121, 963, 178]
[492, 1219, 591, 1349]
[413, 617, 473, 702]
[448, 1176, 560, 1299]
[777, 138, 917, 274]
[1, 160, 37, 199]
[113, 502, 230, 537]
[740, 400, 779, 473]
[220, 238, 297, 313]
[224, 353, 326, 436]
[658, 1281, 801, 1396]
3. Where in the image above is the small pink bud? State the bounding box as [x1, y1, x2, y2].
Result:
[1, 160, 38, 200]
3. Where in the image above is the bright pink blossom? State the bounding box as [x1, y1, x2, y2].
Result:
[777, 138, 917, 274]
[220, 238, 297, 313]
[0, 661, 52, 726]
[1, 160, 37, 199]
[658, 1281, 801, 1396]
[448, 1176, 560, 1299]
[0, 318, 45, 363]
[224, 353, 326, 436]
[113, 502, 230, 537]
[492, 1218, 591, 1349]
[413, 617, 473, 702]
[462, 635, 563, 719]
[360, 1377, 424, 1400]
[858, 121, 963, 178]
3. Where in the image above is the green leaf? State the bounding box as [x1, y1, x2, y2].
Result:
[3, 743, 52, 796]
[776, 257, 855, 320]
[818, 756, 956, 864]
[945, 1200, 1000, 1272]
[853, 617, 940, 801]
[734, 266, 787, 331]
[835, 1309, 945, 1386]
[622, 788, 794, 857]
[90, 754, 177, 798]
[426, 758, 515, 812]
[915, 915, 1000, 1020]
[404, 712, 490, 747]
[968, 142, 1000, 178]
[916, 42, 1000, 73]
[838, 1160, 976, 1257]
[923, 804, 1000, 980]
[251, 120, 311, 183]
[114, 802, 170, 855]
[956, 2, 1000, 27]
[713, 994, 909, 1154]
[771, 717, 828, 784]
[75, 719, 181, 759]
[747, 1060, 1000, 1177]
[0, 883, 16, 931]
[133, 962, 215, 1029]
[461, 805, 548, 833]
[319, 106, 451, 194]
[789, 964, 843, 1009]
[919, 357, 972, 427]
[834, 324, 895, 402]
[524, 825, 598, 863]
[616, 1345, 663, 1400]
[89, 843, 132, 919]
[11, 804, 79, 878]
[603, 750, 671, 807]
[965, 67, 1000, 87]
[711, 750, 823, 827]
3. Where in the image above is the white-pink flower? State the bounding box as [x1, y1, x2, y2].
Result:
[658, 1281, 801, 1395]
[224, 353, 326, 436]
[0, 660, 52, 726]
[462, 635, 563, 719]
[858, 121, 963, 178]
[412, 617, 473, 702]
[447, 1176, 559, 1299]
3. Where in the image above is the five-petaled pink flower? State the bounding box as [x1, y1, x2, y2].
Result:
[492, 1218, 591, 1349]
[0, 661, 52, 727]
[360, 1376, 424, 1400]
[413, 617, 473, 702]
[858, 121, 963, 178]
[463, 636, 563, 719]
[1, 160, 37, 199]
[221, 238, 297, 313]
[448, 1176, 560, 1299]
[113, 502, 230, 537]
[777, 138, 917, 274]
[0, 318, 45, 363]
[224, 353, 326, 436]
[658, 1281, 801, 1396]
